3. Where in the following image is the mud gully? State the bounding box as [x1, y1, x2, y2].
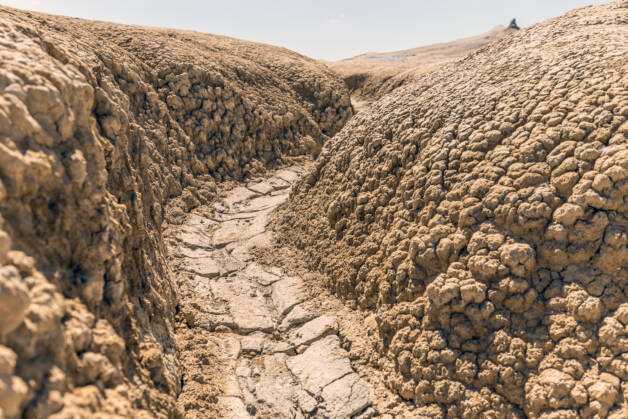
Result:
[167, 165, 382, 418]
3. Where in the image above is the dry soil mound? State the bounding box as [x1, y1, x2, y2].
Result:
[0, 6, 350, 418]
[332, 26, 514, 101]
[279, 4, 627, 418]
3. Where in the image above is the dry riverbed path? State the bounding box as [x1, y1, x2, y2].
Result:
[167, 165, 376, 418]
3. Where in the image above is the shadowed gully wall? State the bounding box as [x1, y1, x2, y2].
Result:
[0, 7, 351, 417]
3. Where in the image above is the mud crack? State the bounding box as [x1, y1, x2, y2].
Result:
[170, 165, 375, 418]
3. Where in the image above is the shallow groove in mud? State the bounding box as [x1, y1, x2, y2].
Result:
[169, 166, 375, 418]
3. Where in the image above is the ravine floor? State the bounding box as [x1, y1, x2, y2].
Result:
[166, 165, 377, 418]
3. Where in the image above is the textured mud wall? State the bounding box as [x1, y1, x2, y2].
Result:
[279, 4, 627, 418]
[0, 7, 351, 418]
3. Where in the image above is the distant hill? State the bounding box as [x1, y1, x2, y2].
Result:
[0, 5, 351, 417]
[331, 25, 517, 108]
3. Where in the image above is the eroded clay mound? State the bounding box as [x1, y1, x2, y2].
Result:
[279, 4, 627, 418]
[0, 6, 351, 418]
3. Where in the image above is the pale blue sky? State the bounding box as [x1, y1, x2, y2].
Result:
[2, 0, 608, 60]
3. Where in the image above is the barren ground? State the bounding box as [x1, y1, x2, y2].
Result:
[0, 2, 627, 419]
[167, 161, 416, 417]
[0, 5, 353, 417]
[281, 3, 627, 418]
[331, 25, 515, 107]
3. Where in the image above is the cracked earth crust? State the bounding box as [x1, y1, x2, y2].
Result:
[0, 6, 352, 417]
[278, 4, 628, 418]
[168, 164, 378, 418]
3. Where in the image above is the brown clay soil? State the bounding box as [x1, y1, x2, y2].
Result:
[0, 5, 352, 418]
[278, 2, 628, 418]
[1, 2, 627, 419]
[168, 162, 395, 418]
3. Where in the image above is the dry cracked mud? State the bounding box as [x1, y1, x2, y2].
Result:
[1, 1, 627, 419]
[0, 5, 352, 418]
[279, 3, 628, 418]
[168, 165, 377, 418]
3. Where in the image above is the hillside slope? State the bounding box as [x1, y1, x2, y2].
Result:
[279, 3, 627, 418]
[0, 6, 351, 418]
[332, 25, 515, 103]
